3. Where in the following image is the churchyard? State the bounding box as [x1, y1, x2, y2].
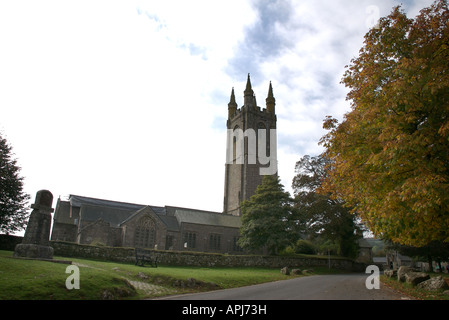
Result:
[0, 249, 324, 300]
[2, 250, 449, 300]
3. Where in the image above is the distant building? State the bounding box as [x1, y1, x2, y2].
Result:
[51, 75, 277, 254]
[356, 238, 373, 264]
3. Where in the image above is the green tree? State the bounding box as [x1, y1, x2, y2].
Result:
[238, 175, 299, 254]
[0, 134, 30, 234]
[398, 241, 449, 272]
[292, 155, 361, 258]
[320, 0, 449, 246]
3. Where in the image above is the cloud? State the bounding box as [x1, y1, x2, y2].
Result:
[225, 0, 437, 193]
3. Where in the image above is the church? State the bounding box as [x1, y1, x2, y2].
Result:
[50, 75, 277, 254]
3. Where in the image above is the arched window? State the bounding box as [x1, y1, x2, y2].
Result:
[134, 216, 156, 248]
[257, 122, 269, 159]
[233, 125, 240, 162]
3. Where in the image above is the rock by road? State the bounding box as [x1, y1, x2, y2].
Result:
[157, 273, 412, 300]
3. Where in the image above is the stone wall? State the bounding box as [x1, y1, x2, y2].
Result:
[49, 240, 365, 271]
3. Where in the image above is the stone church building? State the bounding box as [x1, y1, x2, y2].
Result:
[50, 75, 277, 254]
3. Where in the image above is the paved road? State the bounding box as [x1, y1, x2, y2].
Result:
[157, 273, 412, 300]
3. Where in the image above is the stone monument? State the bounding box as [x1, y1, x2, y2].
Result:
[14, 190, 54, 259]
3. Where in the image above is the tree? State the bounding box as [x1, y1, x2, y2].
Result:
[398, 241, 449, 272]
[238, 175, 299, 254]
[319, 0, 449, 246]
[292, 155, 361, 258]
[0, 134, 30, 234]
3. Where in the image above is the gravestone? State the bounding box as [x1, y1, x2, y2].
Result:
[14, 190, 54, 259]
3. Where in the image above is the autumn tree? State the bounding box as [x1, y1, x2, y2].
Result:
[238, 175, 300, 254]
[319, 0, 449, 246]
[292, 155, 361, 258]
[0, 134, 30, 234]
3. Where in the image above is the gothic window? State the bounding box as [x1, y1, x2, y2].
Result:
[233, 236, 243, 252]
[134, 216, 156, 248]
[232, 125, 240, 162]
[209, 234, 221, 250]
[183, 232, 196, 249]
[257, 122, 269, 159]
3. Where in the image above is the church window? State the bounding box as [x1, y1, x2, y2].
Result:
[232, 125, 240, 162]
[209, 234, 221, 250]
[257, 122, 270, 159]
[165, 235, 174, 250]
[183, 232, 196, 249]
[134, 216, 156, 248]
[233, 237, 243, 252]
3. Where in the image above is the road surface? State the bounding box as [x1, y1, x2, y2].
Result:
[157, 273, 411, 300]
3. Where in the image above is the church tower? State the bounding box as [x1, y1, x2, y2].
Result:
[223, 74, 277, 216]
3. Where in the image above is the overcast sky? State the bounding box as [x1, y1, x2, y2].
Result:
[0, 0, 436, 222]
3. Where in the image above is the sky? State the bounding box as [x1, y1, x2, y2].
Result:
[0, 0, 436, 229]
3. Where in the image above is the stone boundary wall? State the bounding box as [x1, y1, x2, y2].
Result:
[49, 241, 365, 272]
[0, 237, 365, 272]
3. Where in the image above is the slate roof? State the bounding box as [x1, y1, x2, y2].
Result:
[69, 195, 145, 212]
[57, 194, 239, 231]
[175, 209, 241, 228]
[80, 204, 141, 228]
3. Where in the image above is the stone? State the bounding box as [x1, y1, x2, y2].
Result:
[291, 269, 302, 275]
[137, 272, 149, 280]
[13, 243, 54, 259]
[14, 190, 55, 259]
[404, 272, 430, 286]
[186, 278, 197, 287]
[281, 267, 290, 275]
[384, 269, 397, 278]
[417, 276, 449, 291]
[397, 266, 413, 282]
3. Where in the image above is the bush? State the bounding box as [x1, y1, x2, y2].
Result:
[294, 240, 317, 255]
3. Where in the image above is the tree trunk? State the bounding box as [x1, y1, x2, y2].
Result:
[427, 254, 433, 272]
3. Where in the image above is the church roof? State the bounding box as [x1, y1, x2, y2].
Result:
[80, 204, 135, 227]
[58, 194, 240, 230]
[175, 209, 241, 228]
[69, 194, 145, 212]
[119, 205, 180, 232]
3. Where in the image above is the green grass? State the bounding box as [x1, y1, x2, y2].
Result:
[2, 250, 344, 300]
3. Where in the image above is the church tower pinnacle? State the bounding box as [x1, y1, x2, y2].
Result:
[243, 73, 256, 108]
[228, 87, 237, 118]
[266, 81, 275, 114]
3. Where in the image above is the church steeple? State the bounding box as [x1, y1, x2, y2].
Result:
[244, 73, 255, 108]
[228, 87, 237, 117]
[266, 81, 275, 114]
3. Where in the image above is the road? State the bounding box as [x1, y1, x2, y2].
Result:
[157, 273, 412, 300]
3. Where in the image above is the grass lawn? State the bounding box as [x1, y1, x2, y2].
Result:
[0, 250, 340, 300]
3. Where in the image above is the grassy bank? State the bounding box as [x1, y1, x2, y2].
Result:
[1, 250, 341, 300]
[381, 274, 449, 300]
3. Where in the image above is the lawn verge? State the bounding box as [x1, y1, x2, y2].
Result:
[1, 250, 333, 300]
